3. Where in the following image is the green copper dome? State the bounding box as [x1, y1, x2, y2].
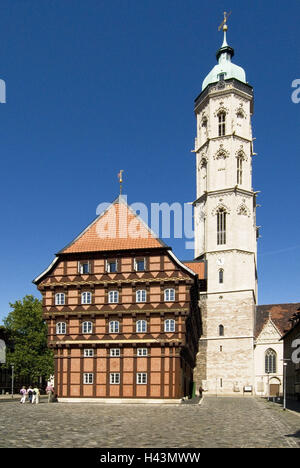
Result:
[202, 31, 246, 91]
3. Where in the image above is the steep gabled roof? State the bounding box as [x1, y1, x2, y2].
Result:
[33, 196, 198, 284]
[255, 303, 300, 338]
[59, 196, 168, 254]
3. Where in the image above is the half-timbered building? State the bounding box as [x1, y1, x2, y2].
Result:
[33, 196, 203, 401]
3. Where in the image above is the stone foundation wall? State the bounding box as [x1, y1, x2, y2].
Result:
[195, 291, 255, 394]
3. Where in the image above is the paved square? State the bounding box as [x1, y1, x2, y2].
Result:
[0, 396, 299, 448]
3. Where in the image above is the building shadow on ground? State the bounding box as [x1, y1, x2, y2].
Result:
[286, 430, 300, 439]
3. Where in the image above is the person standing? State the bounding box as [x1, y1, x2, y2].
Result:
[27, 386, 33, 403]
[32, 386, 40, 404]
[20, 386, 27, 404]
[46, 383, 54, 403]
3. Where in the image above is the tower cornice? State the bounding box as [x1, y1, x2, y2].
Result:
[194, 134, 255, 154]
[194, 78, 254, 114]
[193, 186, 256, 206]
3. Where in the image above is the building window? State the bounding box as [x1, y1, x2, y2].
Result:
[237, 155, 243, 184]
[78, 261, 90, 274]
[81, 292, 92, 304]
[136, 289, 147, 303]
[83, 373, 93, 384]
[164, 288, 175, 302]
[218, 111, 226, 136]
[219, 269, 224, 284]
[134, 258, 146, 271]
[110, 373, 120, 384]
[110, 348, 121, 357]
[109, 321, 120, 334]
[137, 348, 148, 357]
[82, 321, 93, 334]
[137, 373, 147, 385]
[56, 322, 66, 335]
[136, 320, 147, 333]
[108, 290, 119, 304]
[218, 73, 225, 81]
[164, 319, 175, 333]
[55, 293, 65, 305]
[219, 324, 224, 336]
[84, 349, 94, 357]
[106, 260, 117, 273]
[217, 208, 226, 245]
[265, 348, 277, 374]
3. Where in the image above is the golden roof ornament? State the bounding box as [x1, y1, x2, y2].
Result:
[218, 11, 231, 32]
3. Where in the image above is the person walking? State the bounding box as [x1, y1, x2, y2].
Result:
[32, 386, 40, 404]
[27, 386, 33, 403]
[46, 383, 54, 403]
[20, 386, 27, 404]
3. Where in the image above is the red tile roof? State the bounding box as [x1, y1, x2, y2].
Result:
[59, 196, 167, 254]
[183, 261, 205, 279]
[255, 303, 300, 338]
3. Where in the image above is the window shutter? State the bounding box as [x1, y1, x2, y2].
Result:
[88, 261, 91, 274]
[134, 258, 137, 271]
[78, 261, 81, 274]
[105, 260, 109, 273]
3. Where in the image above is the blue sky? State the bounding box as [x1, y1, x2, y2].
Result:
[0, 0, 299, 322]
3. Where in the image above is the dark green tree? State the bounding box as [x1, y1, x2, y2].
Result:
[3, 295, 54, 382]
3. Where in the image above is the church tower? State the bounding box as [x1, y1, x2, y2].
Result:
[193, 19, 258, 394]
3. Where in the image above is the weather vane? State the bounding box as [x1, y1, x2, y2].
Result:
[118, 170, 124, 195]
[218, 11, 231, 32]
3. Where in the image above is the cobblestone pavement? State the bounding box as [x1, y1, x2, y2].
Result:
[0, 396, 299, 448]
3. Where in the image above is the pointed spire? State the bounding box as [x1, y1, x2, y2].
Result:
[216, 11, 234, 61]
[221, 27, 228, 48]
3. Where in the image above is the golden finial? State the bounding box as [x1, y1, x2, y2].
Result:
[118, 170, 124, 195]
[218, 11, 231, 32]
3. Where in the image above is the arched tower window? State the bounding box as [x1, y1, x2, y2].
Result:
[217, 208, 226, 245]
[200, 158, 207, 191]
[219, 325, 224, 336]
[218, 112, 226, 137]
[237, 154, 243, 185]
[219, 269, 224, 284]
[265, 348, 277, 374]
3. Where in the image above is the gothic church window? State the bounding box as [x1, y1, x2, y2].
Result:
[219, 269, 224, 284]
[219, 325, 224, 336]
[200, 159, 207, 191]
[265, 348, 277, 374]
[237, 155, 243, 184]
[218, 112, 226, 136]
[217, 208, 226, 245]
